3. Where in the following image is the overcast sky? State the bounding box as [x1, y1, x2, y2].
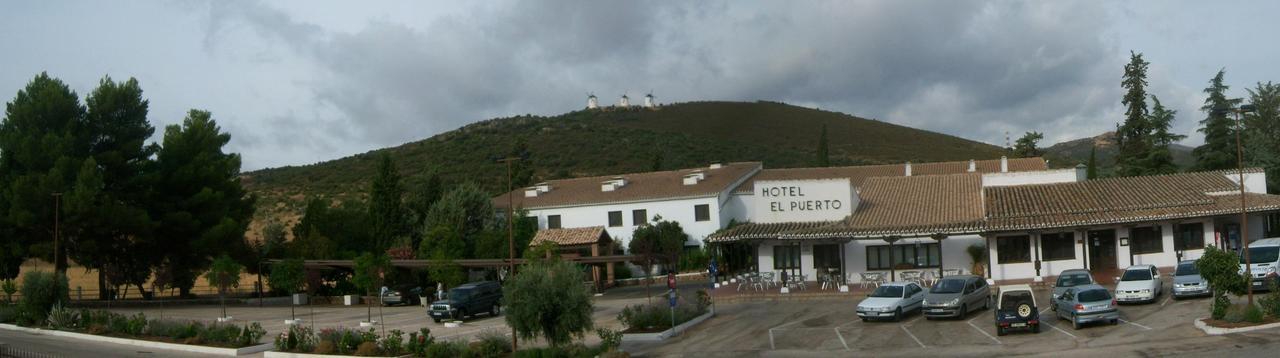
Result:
[3, 1, 1278, 170]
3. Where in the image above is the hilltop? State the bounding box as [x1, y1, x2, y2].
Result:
[1043, 131, 1194, 170]
[242, 101, 1010, 235]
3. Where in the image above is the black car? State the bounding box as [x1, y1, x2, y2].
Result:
[994, 284, 1041, 336]
[428, 281, 503, 323]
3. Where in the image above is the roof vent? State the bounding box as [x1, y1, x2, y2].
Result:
[683, 171, 706, 185]
[601, 177, 627, 192]
[905, 162, 912, 176]
[535, 182, 551, 193]
[1001, 156, 1009, 173]
[968, 159, 976, 172]
[709, 163, 723, 169]
[524, 187, 540, 197]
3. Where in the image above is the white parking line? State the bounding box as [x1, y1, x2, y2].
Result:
[966, 316, 1002, 345]
[1047, 322, 1078, 338]
[900, 325, 926, 348]
[768, 319, 808, 350]
[1160, 296, 1173, 307]
[834, 327, 849, 350]
[1119, 318, 1152, 330]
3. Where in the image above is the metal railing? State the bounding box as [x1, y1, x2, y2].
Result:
[0, 343, 60, 358]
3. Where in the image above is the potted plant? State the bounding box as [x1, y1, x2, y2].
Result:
[967, 244, 988, 278]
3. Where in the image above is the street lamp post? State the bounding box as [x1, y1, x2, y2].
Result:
[1227, 104, 1257, 304]
[497, 157, 520, 352]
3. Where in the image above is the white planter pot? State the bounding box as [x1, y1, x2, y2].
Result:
[730, 278, 737, 283]
[292, 293, 308, 305]
[780, 287, 790, 294]
[838, 285, 850, 293]
[284, 319, 303, 326]
[343, 295, 359, 306]
[216, 316, 233, 323]
[714, 283, 721, 289]
[443, 321, 461, 328]
[359, 321, 376, 328]
[721, 280, 728, 286]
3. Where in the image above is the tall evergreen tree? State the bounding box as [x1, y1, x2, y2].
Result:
[0, 73, 86, 275]
[815, 124, 830, 167]
[1115, 51, 1151, 177]
[368, 153, 404, 252]
[1086, 146, 1099, 180]
[150, 110, 255, 296]
[1144, 96, 1186, 175]
[1012, 131, 1044, 158]
[1193, 69, 1243, 171]
[1244, 82, 1280, 193]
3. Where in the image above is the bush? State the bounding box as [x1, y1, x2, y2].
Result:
[354, 341, 380, 356]
[425, 339, 465, 357]
[1244, 304, 1265, 323]
[1223, 304, 1247, 323]
[405, 328, 434, 356]
[382, 329, 405, 356]
[1212, 294, 1230, 320]
[596, 328, 621, 352]
[1261, 281, 1280, 319]
[46, 303, 78, 329]
[17, 271, 69, 325]
[2, 279, 15, 304]
[0, 305, 18, 324]
[612, 266, 633, 281]
[471, 328, 511, 357]
[617, 302, 706, 332]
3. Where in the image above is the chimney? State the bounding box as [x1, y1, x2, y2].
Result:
[683, 171, 705, 185]
[1000, 156, 1009, 173]
[905, 162, 912, 176]
[968, 159, 976, 172]
[535, 182, 551, 193]
[709, 163, 723, 170]
[601, 181, 616, 192]
[1075, 164, 1088, 182]
[524, 187, 539, 197]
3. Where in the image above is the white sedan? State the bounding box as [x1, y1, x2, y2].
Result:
[1114, 265, 1162, 304]
[856, 282, 924, 322]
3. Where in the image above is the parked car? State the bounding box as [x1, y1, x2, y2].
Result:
[1050, 269, 1095, 312]
[1240, 238, 1280, 292]
[1114, 265, 1162, 304]
[381, 285, 424, 306]
[1054, 284, 1119, 330]
[856, 282, 924, 322]
[923, 275, 990, 319]
[993, 284, 1040, 336]
[428, 281, 503, 323]
[1171, 260, 1211, 299]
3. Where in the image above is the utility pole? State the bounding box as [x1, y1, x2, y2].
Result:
[497, 156, 520, 352]
[1232, 105, 1256, 304]
[52, 193, 64, 275]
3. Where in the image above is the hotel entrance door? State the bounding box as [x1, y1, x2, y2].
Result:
[1087, 229, 1117, 271]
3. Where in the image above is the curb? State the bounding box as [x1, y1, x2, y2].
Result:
[621, 310, 715, 342]
[1193, 317, 1280, 335]
[0, 323, 272, 356]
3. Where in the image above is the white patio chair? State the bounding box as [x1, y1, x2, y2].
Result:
[761, 272, 776, 289]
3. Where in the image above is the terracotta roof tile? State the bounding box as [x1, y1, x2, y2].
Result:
[706, 221, 833, 243]
[733, 157, 1047, 193]
[785, 173, 986, 239]
[529, 226, 611, 246]
[494, 162, 761, 209]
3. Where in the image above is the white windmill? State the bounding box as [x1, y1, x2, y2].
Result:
[643, 91, 655, 108]
[587, 93, 599, 109]
[618, 93, 630, 107]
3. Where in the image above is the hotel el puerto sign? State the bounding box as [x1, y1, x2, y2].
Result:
[753, 178, 854, 223]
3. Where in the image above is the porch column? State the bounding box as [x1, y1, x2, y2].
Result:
[885, 237, 899, 281]
[840, 240, 848, 285]
[985, 235, 994, 279]
[1080, 230, 1090, 270]
[1032, 231, 1042, 278]
[932, 234, 946, 279]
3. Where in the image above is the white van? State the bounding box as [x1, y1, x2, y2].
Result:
[1241, 238, 1280, 291]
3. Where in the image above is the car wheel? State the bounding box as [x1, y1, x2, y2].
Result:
[1110, 319, 1118, 325]
[1072, 315, 1082, 330]
[894, 308, 902, 322]
[1050, 303, 1056, 312]
[959, 304, 967, 318]
[983, 297, 990, 310]
[457, 309, 467, 320]
[997, 327, 1006, 336]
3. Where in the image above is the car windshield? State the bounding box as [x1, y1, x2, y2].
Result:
[999, 291, 1034, 311]
[931, 279, 966, 294]
[1175, 263, 1199, 276]
[448, 288, 472, 301]
[870, 285, 904, 298]
[1077, 289, 1111, 302]
[1120, 269, 1152, 281]
[1243, 247, 1280, 264]
[1055, 273, 1092, 287]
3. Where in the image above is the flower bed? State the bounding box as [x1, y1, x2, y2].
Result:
[42, 306, 266, 349]
[617, 290, 711, 334]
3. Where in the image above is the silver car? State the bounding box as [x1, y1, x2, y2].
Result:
[1054, 284, 1119, 330]
[923, 275, 990, 319]
[856, 282, 924, 322]
[1171, 260, 1210, 299]
[1050, 269, 1095, 312]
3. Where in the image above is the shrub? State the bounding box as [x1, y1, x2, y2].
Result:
[46, 303, 78, 329]
[1261, 281, 1280, 319]
[1223, 304, 1247, 323]
[354, 341, 380, 356]
[405, 328, 434, 356]
[0, 305, 18, 324]
[2, 279, 15, 304]
[17, 271, 69, 325]
[471, 328, 511, 357]
[617, 302, 706, 332]
[1212, 294, 1230, 320]
[596, 328, 622, 352]
[425, 339, 465, 357]
[1244, 304, 1265, 323]
[612, 266, 633, 281]
[381, 329, 405, 356]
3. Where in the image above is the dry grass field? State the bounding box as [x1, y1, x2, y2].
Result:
[10, 259, 263, 301]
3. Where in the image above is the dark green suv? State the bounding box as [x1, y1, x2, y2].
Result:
[428, 281, 503, 323]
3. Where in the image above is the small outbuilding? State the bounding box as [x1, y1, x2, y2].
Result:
[530, 226, 616, 290]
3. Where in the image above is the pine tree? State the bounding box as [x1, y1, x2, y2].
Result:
[1193, 69, 1243, 171]
[1244, 82, 1280, 193]
[369, 153, 405, 253]
[1013, 131, 1044, 158]
[1115, 51, 1151, 177]
[1086, 146, 1099, 179]
[815, 124, 830, 167]
[1144, 96, 1186, 175]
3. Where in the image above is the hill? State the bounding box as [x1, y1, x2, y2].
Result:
[1043, 131, 1195, 170]
[241, 101, 1010, 236]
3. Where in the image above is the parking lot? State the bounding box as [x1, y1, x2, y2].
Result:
[625, 280, 1280, 357]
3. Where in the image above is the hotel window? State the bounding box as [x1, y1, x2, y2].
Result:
[547, 215, 561, 229]
[1041, 232, 1076, 261]
[607, 211, 622, 227]
[997, 235, 1031, 264]
[1174, 223, 1205, 251]
[866, 243, 939, 270]
[694, 204, 710, 222]
[1130, 226, 1163, 254]
[1266, 213, 1280, 238]
[773, 245, 800, 270]
[632, 209, 647, 226]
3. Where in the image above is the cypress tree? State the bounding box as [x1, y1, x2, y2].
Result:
[1115, 51, 1151, 177]
[1193, 69, 1243, 171]
[815, 124, 830, 167]
[369, 153, 405, 253]
[1087, 146, 1099, 180]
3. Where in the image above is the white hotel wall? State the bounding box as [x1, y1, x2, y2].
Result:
[528, 196, 721, 248]
[987, 218, 1219, 280]
[754, 236, 982, 283]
